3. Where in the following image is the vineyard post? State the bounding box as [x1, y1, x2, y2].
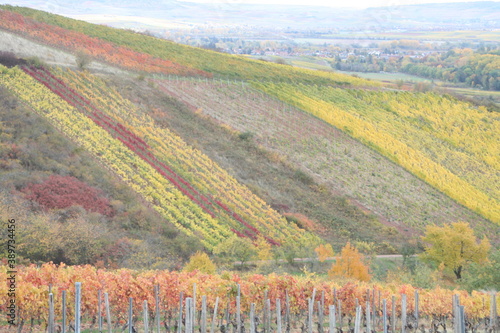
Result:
[237, 295, 241, 333]
[458, 305, 465, 333]
[366, 302, 372, 333]
[308, 298, 313, 333]
[210, 297, 219, 333]
[329, 305, 336, 333]
[318, 301, 324, 333]
[224, 301, 230, 330]
[277, 299, 282, 333]
[237, 284, 241, 333]
[264, 290, 269, 333]
[155, 285, 160, 333]
[178, 292, 184, 333]
[104, 292, 112, 333]
[144, 300, 149, 333]
[383, 299, 387, 333]
[75, 282, 82, 333]
[98, 289, 102, 332]
[414, 290, 419, 330]
[285, 291, 291, 333]
[186, 298, 193, 333]
[354, 306, 362, 333]
[401, 294, 407, 333]
[391, 296, 396, 333]
[62, 290, 67, 333]
[266, 298, 272, 333]
[490, 292, 497, 332]
[373, 289, 377, 331]
[201, 296, 207, 333]
[128, 297, 133, 333]
[48, 293, 54, 333]
[337, 300, 342, 331]
[250, 303, 256, 333]
[453, 295, 459, 333]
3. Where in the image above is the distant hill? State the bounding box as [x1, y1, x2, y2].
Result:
[4, 1, 500, 30]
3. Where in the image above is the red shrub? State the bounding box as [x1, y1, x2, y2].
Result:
[21, 175, 115, 217]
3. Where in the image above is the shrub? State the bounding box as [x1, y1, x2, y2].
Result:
[21, 175, 115, 216]
[183, 251, 217, 274]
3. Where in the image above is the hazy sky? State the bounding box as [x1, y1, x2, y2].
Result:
[178, 0, 497, 8]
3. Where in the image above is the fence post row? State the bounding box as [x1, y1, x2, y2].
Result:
[45, 283, 496, 333]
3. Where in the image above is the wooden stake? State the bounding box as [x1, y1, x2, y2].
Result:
[383, 299, 387, 333]
[128, 297, 134, 333]
[266, 298, 271, 333]
[104, 293, 112, 333]
[391, 296, 396, 333]
[201, 296, 207, 333]
[98, 289, 102, 333]
[210, 297, 219, 333]
[186, 298, 193, 333]
[155, 285, 161, 333]
[237, 295, 241, 333]
[308, 298, 313, 333]
[144, 300, 149, 333]
[276, 299, 282, 333]
[75, 282, 82, 333]
[318, 301, 324, 333]
[366, 302, 371, 333]
[354, 306, 362, 333]
[401, 294, 407, 333]
[62, 290, 67, 333]
[48, 293, 54, 333]
[329, 305, 336, 333]
[250, 303, 256, 333]
[414, 290, 419, 330]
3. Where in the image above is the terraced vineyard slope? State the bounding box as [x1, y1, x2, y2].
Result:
[254, 82, 500, 225]
[153, 78, 496, 233]
[0, 64, 318, 249]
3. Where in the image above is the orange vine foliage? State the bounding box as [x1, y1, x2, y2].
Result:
[0, 9, 211, 77]
[0, 263, 497, 327]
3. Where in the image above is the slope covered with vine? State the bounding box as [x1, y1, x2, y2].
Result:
[0, 5, 376, 86]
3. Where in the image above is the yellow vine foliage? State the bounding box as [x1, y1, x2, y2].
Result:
[254, 82, 499, 224]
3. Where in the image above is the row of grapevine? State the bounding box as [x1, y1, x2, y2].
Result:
[0, 64, 230, 249]
[1, 64, 317, 248]
[151, 78, 494, 231]
[1, 263, 498, 332]
[48, 67, 313, 246]
[0, 9, 211, 77]
[253, 82, 499, 224]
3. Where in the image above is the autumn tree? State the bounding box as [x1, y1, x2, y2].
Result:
[315, 243, 334, 262]
[183, 251, 217, 274]
[213, 235, 256, 265]
[328, 242, 371, 282]
[255, 235, 273, 261]
[420, 222, 490, 279]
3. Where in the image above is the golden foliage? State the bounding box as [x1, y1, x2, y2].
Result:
[314, 244, 334, 262]
[328, 242, 371, 282]
[183, 251, 217, 274]
[420, 222, 490, 279]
